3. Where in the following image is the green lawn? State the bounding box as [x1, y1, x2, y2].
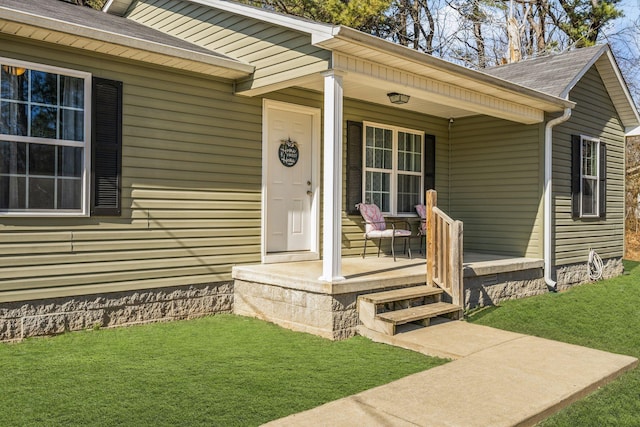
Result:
[468, 260, 640, 426]
[0, 314, 446, 426]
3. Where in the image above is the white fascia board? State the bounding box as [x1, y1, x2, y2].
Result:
[627, 126, 640, 136]
[0, 6, 254, 76]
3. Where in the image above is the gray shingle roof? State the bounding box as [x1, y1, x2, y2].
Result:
[1, 0, 235, 61]
[483, 45, 607, 98]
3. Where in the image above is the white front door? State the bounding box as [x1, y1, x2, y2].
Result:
[263, 100, 319, 261]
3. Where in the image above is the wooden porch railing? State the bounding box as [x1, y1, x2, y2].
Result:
[425, 190, 464, 307]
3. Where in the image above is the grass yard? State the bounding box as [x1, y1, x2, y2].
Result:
[1, 314, 446, 426]
[468, 260, 640, 426]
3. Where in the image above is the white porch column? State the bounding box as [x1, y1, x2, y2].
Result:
[320, 71, 345, 282]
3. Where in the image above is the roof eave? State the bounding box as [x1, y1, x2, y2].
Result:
[598, 49, 640, 130]
[1, 6, 254, 78]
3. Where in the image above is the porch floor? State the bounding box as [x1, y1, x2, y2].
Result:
[232, 252, 543, 296]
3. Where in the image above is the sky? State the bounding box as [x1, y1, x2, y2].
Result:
[619, 0, 640, 27]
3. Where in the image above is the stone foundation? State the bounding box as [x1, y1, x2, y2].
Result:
[3, 257, 621, 343]
[555, 257, 623, 290]
[0, 282, 233, 342]
[464, 257, 624, 310]
[464, 268, 547, 310]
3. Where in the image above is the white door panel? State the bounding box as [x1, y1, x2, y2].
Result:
[266, 108, 313, 253]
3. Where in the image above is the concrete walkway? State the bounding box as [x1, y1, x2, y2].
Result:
[264, 320, 637, 427]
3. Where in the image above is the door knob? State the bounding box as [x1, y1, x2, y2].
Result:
[307, 191, 313, 196]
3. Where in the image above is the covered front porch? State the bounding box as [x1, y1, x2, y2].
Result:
[232, 252, 544, 340]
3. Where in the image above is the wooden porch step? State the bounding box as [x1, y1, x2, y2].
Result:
[376, 301, 461, 326]
[359, 285, 443, 304]
[357, 285, 462, 336]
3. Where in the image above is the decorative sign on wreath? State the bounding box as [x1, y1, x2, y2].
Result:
[278, 137, 299, 167]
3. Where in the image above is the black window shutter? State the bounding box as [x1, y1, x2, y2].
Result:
[571, 134, 581, 219]
[346, 121, 363, 215]
[424, 133, 436, 194]
[91, 77, 123, 216]
[599, 143, 606, 219]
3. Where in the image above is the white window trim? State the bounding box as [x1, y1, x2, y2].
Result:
[362, 121, 424, 216]
[579, 135, 600, 218]
[0, 57, 92, 217]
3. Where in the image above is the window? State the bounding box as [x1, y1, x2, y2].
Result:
[363, 122, 423, 215]
[580, 136, 599, 216]
[0, 59, 90, 215]
[571, 134, 606, 219]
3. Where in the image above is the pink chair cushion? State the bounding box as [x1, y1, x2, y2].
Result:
[366, 229, 412, 238]
[357, 203, 386, 233]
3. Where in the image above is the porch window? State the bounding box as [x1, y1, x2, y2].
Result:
[0, 60, 90, 215]
[571, 134, 606, 219]
[363, 122, 423, 215]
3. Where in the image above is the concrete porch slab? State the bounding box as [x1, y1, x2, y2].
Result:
[463, 252, 544, 277]
[233, 252, 543, 295]
[265, 321, 638, 427]
[233, 256, 427, 295]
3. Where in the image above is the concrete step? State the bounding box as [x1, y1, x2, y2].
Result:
[358, 285, 443, 304]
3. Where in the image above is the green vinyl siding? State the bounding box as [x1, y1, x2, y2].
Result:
[552, 66, 625, 265]
[449, 116, 543, 257]
[126, 0, 331, 93]
[0, 36, 263, 302]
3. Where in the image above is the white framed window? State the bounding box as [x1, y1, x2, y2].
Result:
[0, 58, 91, 216]
[579, 136, 600, 217]
[362, 122, 423, 215]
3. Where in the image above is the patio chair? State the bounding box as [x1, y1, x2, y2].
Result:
[415, 204, 426, 254]
[356, 203, 412, 261]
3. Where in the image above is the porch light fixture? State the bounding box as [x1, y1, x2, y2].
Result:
[2, 65, 26, 76]
[387, 92, 410, 104]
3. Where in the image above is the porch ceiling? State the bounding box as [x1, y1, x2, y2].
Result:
[290, 66, 545, 124]
[286, 73, 485, 121]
